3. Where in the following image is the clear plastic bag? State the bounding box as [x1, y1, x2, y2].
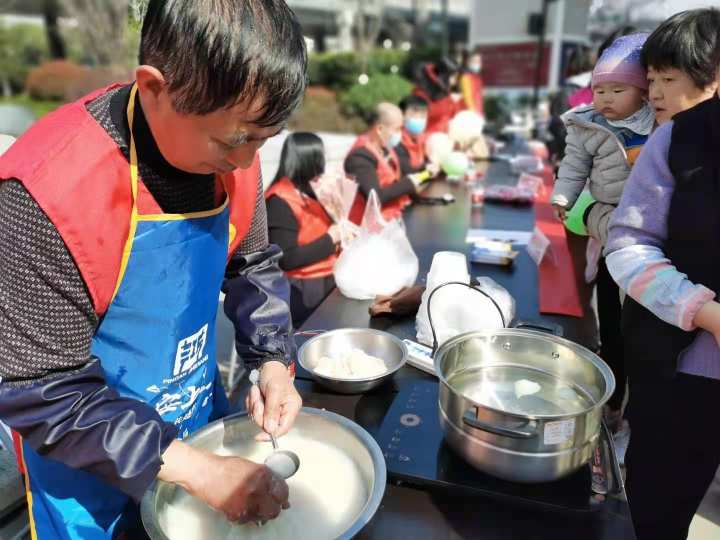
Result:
[415, 252, 515, 347]
[334, 191, 419, 300]
[310, 167, 361, 244]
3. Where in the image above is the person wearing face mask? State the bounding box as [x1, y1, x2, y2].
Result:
[412, 57, 464, 134]
[396, 95, 431, 175]
[460, 48, 485, 116]
[345, 102, 424, 223]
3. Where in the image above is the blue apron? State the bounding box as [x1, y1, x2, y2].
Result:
[22, 84, 231, 539]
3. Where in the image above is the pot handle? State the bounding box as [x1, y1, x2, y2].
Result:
[428, 281, 506, 354]
[600, 418, 624, 496]
[512, 320, 564, 337]
[462, 409, 538, 439]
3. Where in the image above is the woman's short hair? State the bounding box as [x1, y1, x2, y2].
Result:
[272, 132, 325, 196]
[641, 8, 720, 89]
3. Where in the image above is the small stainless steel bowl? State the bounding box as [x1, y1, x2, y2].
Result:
[298, 328, 407, 394]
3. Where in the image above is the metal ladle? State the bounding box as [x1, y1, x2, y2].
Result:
[248, 370, 300, 479]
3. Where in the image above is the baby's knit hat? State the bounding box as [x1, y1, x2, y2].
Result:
[592, 33, 650, 90]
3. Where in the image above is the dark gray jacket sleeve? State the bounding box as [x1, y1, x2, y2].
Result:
[223, 170, 296, 368]
[223, 245, 296, 368]
[585, 201, 616, 246]
[553, 124, 593, 208]
[0, 361, 178, 502]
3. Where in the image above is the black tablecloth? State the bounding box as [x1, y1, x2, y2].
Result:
[294, 157, 635, 539]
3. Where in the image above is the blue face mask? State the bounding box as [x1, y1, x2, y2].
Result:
[388, 131, 402, 148]
[405, 117, 427, 136]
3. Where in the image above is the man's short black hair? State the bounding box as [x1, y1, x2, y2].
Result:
[641, 8, 720, 90]
[139, 0, 307, 127]
[399, 95, 429, 112]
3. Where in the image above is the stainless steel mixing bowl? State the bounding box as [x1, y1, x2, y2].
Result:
[141, 408, 387, 540]
[298, 328, 407, 394]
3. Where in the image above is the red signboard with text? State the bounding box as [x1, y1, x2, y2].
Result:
[475, 42, 551, 87]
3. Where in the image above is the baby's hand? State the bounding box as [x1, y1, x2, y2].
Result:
[552, 204, 567, 222]
[693, 300, 720, 348]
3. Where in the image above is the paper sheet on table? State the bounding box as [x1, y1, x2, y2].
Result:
[466, 228, 534, 245]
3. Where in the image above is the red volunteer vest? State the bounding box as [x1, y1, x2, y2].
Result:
[400, 129, 428, 171]
[0, 84, 258, 316]
[347, 134, 410, 224]
[265, 177, 338, 279]
[412, 66, 465, 134]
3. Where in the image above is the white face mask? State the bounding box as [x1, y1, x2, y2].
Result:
[388, 131, 402, 148]
[468, 63, 482, 74]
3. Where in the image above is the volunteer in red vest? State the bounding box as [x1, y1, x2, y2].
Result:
[412, 58, 464, 134]
[460, 48, 485, 116]
[266, 133, 340, 325]
[0, 1, 306, 537]
[396, 95, 431, 175]
[345, 103, 424, 223]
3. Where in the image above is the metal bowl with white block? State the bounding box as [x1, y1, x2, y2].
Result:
[141, 408, 386, 540]
[298, 329, 408, 394]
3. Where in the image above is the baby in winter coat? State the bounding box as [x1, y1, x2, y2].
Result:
[552, 33, 654, 245]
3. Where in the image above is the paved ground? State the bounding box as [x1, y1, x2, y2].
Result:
[258, 130, 356, 189]
[690, 468, 720, 539]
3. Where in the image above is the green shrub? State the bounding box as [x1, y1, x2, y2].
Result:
[309, 49, 411, 93]
[288, 87, 367, 134]
[367, 49, 408, 76]
[339, 74, 413, 121]
[0, 23, 49, 94]
[307, 53, 322, 87]
[314, 51, 363, 91]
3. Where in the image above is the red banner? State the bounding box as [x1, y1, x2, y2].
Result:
[475, 42, 551, 87]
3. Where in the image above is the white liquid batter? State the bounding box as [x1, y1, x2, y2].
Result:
[312, 349, 387, 379]
[160, 439, 369, 540]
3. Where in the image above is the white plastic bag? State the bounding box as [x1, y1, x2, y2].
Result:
[310, 166, 360, 244]
[424, 132, 454, 165]
[510, 155, 544, 175]
[448, 110, 486, 150]
[334, 191, 419, 300]
[475, 276, 516, 326]
[415, 252, 515, 347]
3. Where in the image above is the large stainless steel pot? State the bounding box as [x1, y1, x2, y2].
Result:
[434, 329, 615, 483]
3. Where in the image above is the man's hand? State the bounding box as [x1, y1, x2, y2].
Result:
[247, 361, 302, 439]
[159, 440, 289, 523]
[408, 171, 431, 189]
[693, 300, 720, 347]
[552, 204, 567, 222]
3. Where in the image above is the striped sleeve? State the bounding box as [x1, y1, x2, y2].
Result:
[605, 121, 716, 331]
